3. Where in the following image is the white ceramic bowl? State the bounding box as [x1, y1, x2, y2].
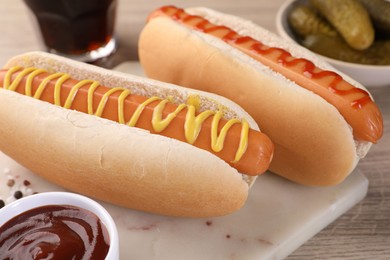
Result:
[0, 191, 119, 260]
[276, 0, 390, 88]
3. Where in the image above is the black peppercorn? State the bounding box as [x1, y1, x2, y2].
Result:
[14, 191, 23, 200]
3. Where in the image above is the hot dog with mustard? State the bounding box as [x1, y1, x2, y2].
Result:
[0, 51, 273, 217]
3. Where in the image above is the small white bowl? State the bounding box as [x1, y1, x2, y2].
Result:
[276, 0, 390, 88]
[0, 191, 119, 260]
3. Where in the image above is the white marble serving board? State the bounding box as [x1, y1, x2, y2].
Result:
[0, 62, 369, 260]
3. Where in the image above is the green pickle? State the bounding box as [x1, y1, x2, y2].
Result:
[310, 0, 375, 50]
[303, 34, 390, 65]
[288, 4, 337, 38]
[359, 0, 390, 38]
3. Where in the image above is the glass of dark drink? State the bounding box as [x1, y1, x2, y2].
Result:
[23, 0, 117, 62]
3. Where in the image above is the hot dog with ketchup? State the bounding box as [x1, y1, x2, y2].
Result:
[139, 6, 383, 186]
[0, 51, 273, 217]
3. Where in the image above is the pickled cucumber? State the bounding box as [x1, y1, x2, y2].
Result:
[288, 4, 337, 38]
[310, 0, 375, 50]
[303, 34, 390, 65]
[359, 0, 390, 38]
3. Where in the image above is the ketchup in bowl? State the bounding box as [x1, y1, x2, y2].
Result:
[0, 204, 110, 260]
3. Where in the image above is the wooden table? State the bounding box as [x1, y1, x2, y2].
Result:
[1, 0, 389, 258]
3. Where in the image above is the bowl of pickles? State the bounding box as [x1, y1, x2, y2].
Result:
[276, 0, 390, 87]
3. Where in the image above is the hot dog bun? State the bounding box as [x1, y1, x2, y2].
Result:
[139, 6, 383, 186]
[0, 51, 267, 217]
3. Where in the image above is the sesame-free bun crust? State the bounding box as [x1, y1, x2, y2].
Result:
[138, 7, 372, 186]
[0, 51, 260, 217]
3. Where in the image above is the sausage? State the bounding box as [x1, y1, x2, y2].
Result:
[0, 66, 273, 176]
[148, 5, 383, 144]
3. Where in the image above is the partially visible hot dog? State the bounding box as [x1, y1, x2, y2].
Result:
[0, 51, 273, 217]
[139, 6, 384, 186]
[0, 67, 273, 176]
[147, 6, 382, 143]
